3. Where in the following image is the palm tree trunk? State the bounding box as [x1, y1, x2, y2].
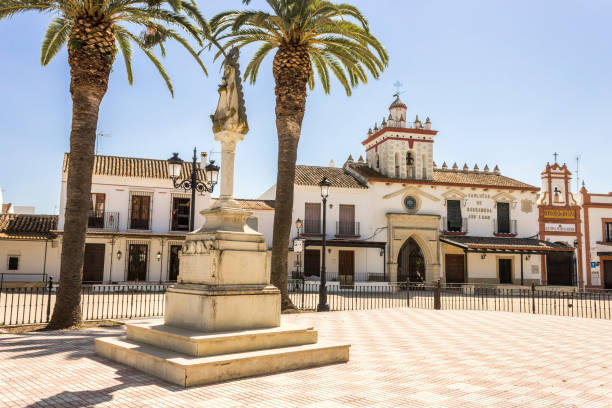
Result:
[48, 29, 113, 329]
[270, 44, 311, 311]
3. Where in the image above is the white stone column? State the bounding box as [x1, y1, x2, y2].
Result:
[214, 130, 244, 205]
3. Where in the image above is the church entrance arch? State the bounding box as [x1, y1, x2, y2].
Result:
[397, 237, 425, 282]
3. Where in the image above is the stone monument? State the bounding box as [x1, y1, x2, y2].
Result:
[95, 49, 349, 387]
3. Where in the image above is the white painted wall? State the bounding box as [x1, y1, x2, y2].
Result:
[0, 239, 60, 282]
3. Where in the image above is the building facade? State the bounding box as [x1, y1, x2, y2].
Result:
[261, 96, 575, 286]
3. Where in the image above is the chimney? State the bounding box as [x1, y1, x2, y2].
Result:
[329, 159, 336, 168]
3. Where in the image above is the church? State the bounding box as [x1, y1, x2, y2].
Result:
[259, 95, 576, 286]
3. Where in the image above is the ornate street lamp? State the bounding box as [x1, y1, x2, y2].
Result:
[167, 148, 219, 231]
[317, 176, 331, 312]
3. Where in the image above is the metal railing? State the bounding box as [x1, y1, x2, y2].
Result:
[494, 219, 517, 234]
[442, 217, 468, 233]
[291, 271, 388, 283]
[0, 278, 172, 326]
[288, 280, 612, 319]
[88, 211, 119, 230]
[336, 221, 360, 236]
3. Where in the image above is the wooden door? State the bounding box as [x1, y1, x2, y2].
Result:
[128, 244, 148, 281]
[171, 198, 190, 231]
[603, 260, 612, 289]
[83, 244, 105, 282]
[304, 203, 321, 233]
[338, 250, 355, 287]
[546, 253, 573, 286]
[169, 245, 181, 281]
[499, 258, 512, 284]
[445, 254, 465, 283]
[497, 202, 510, 233]
[130, 195, 151, 230]
[338, 205, 355, 235]
[304, 249, 320, 277]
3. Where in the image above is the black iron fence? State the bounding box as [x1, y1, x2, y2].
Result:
[289, 280, 612, 319]
[0, 278, 171, 326]
[3, 279, 612, 326]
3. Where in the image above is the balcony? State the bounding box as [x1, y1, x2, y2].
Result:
[442, 217, 468, 235]
[335, 221, 360, 237]
[494, 219, 517, 236]
[88, 211, 119, 231]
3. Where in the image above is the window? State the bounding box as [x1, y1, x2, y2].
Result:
[130, 195, 151, 230]
[446, 200, 462, 232]
[406, 151, 414, 178]
[605, 222, 612, 242]
[7, 256, 19, 270]
[338, 204, 355, 235]
[497, 202, 510, 233]
[304, 203, 321, 233]
[88, 193, 106, 228]
[171, 197, 190, 231]
[376, 154, 380, 169]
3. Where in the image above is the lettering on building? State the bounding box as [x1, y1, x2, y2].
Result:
[542, 208, 575, 219]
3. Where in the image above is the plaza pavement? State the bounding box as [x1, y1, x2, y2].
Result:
[0, 308, 611, 407]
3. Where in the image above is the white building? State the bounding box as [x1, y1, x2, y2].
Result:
[262, 96, 574, 286]
[0, 153, 273, 284]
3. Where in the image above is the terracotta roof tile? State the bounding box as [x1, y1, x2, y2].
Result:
[0, 214, 57, 240]
[212, 199, 275, 210]
[348, 163, 538, 191]
[295, 165, 367, 189]
[63, 153, 207, 180]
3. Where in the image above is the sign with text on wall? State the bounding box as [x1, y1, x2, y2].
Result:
[544, 223, 576, 233]
[293, 239, 304, 253]
[542, 208, 576, 219]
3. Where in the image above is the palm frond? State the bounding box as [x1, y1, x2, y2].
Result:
[40, 17, 71, 65]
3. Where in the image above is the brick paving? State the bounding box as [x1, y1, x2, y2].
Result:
[0, 309, 611, 407]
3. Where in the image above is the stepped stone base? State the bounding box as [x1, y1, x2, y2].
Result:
[95, 321, 349, 387]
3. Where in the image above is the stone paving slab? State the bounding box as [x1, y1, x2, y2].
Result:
[0, 309, 611, 407]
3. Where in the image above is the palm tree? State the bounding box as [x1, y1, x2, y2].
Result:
[0, 0, 209, 328]
[212, 0, 388, 310]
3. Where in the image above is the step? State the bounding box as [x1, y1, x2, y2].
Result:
[126, 321, 318, 357]
[95, 336, 350, 387]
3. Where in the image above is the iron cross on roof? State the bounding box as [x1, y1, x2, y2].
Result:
[553, 152, 559, 163]
[393, 81, 404, 98]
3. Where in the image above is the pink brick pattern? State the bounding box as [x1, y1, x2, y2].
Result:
[1, 309, 611, 407]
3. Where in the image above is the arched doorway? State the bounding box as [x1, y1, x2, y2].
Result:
[397, 237, 425, 282]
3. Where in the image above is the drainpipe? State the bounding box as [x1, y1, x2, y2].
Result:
[42, 238, 49, 282]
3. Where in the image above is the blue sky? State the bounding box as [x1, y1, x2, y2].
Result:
[1, 0, 611, 214]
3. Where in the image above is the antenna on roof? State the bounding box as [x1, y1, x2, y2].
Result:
[95, 133, 111, 154]
[393, 81, 405, 97]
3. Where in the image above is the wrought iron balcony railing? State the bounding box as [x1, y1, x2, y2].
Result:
[494, 219, 517, 235]
[88, 211, 119, 230]
[442, 217, 468, 233]
[336, 221, 360, 236]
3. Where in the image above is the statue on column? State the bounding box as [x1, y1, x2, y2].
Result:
[211, 48, 249, 135]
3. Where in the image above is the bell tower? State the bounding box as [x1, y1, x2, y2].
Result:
[363, 95, 436, 180]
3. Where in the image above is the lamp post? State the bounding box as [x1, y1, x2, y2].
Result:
[317, 176, 331, 312]
[167, 148, 219, 232]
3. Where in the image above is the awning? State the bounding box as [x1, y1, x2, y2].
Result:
[302, 238, 386, 249]
[440, 235, 574, 255]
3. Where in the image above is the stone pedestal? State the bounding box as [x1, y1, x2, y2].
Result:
[95, 128, 349, 387]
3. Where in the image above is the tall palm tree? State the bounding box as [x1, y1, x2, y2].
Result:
[0, 0, 209, 328]
[212, 0, 388, 310]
